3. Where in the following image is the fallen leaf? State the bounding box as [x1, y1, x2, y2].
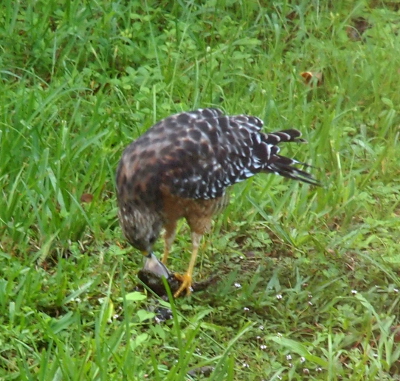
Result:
[300, 71, 323, 87]
[80, 193, 93, 203]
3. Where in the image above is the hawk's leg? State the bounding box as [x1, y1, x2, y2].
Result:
[173, 231, 202, 297]
[162, 220, 177, 265]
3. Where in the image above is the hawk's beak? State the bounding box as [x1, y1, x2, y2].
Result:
[143, 252, 171, 278]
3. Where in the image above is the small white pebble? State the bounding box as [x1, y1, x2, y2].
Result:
[303, 368, 310, 374]
[308, 301, 313, 306]
[300, 357, 306, 363]
[394, 288, 399, 293]
[277, 332, 282, 337]
[259, 325, 264, 331]
[288, 363, 293, 368]
[276, 294, 283, 300]
[113, 314, 119, 319]
[286, 354, 292, 361]
[234, 282, 242, 288]
[243, 307, 250, 311]
[316, 367, 322, 372]
[351, 290, 357, 295]
[242, 362, 250, 368]
[260, 345, 267, 350]
[308, 294, 313, 298]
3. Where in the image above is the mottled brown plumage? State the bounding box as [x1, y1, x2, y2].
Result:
[116, 108, 318, 297]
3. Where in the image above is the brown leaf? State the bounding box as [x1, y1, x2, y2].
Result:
[286, 10, 298, 22]
[300, 71, 324, 87]
[391, 325, 400, 342]
[80, 193, 93, 203]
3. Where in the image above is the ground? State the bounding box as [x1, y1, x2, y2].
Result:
[1, 1, 400, 380]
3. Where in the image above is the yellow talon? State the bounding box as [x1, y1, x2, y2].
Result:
[173, 273, 193, 297]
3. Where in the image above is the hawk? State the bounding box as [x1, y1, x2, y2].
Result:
[116, 108, 318, 297]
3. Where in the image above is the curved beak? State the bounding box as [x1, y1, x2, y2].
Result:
[143, 252, 171, 278]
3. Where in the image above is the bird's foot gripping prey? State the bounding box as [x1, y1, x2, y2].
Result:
[116, 108, 319, 298]
[137, 252, 218, 297]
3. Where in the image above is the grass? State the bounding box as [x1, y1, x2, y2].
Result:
[1, 0, 400, 379]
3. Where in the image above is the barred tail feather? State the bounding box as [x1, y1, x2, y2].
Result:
[265, 156, 320, 186]
[261, 129, 307, 145]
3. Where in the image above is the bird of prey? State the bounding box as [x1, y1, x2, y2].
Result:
[116, 108, 318, 297]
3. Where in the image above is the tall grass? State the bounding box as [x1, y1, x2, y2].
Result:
[1, 0, 400, 379]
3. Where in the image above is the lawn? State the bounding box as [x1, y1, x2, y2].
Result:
[1, 0, 400, 380]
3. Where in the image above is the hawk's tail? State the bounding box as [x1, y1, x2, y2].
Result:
[264, 155, 320, 185]
[261, 129, 320, 186]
